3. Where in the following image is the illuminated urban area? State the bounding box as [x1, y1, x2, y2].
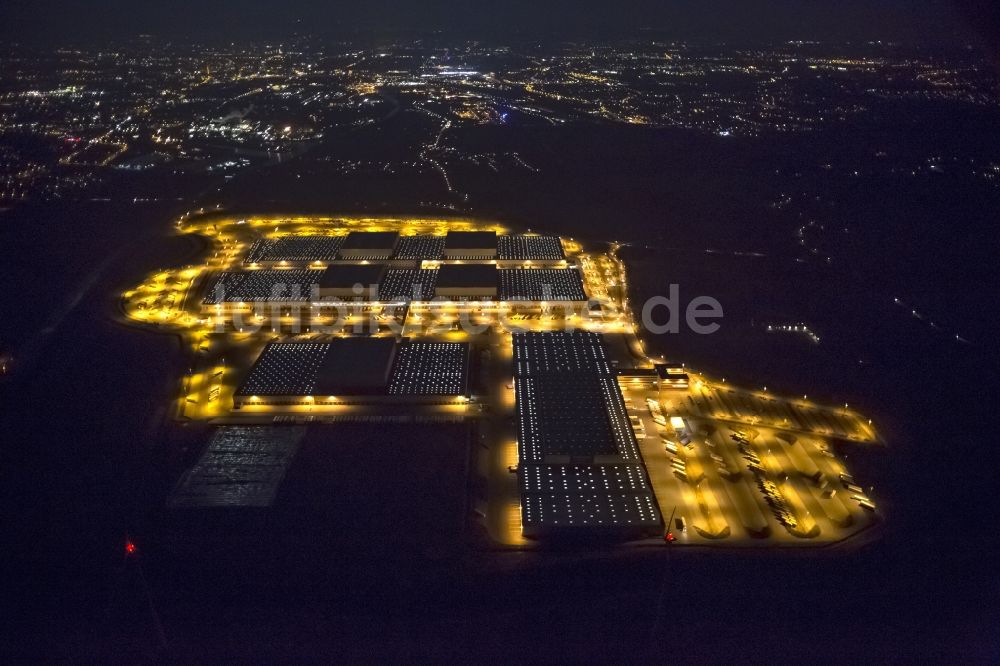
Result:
[3, 40, 999, 206]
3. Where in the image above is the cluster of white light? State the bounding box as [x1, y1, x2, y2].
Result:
[521, 464, 649, 492]
[513, 331, 610, 375]
[499, 268, 587, 301]
[599, 376, 640, 461]
[338, 252, 393, 261]
[388, 342, 466, 395]
[243, 236, 345, 263]
[203, 270, 322, 304]
[395, 235, 445, 260]
[498, 234, 564, 260]
[236, 343, 327, 396]
[515, 376, 541, 461]
[442, 254, 497, 260]
[521, 493, 659, 526]
[379, 269, 438, 300]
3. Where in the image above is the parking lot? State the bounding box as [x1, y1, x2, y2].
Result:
[621, 378, 880, 546]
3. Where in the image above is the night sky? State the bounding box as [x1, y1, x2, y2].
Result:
[1, 0, 998, 47]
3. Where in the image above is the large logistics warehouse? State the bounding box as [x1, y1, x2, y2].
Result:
[242, 233, 567, 267]
[202, 265, 589, 314]
[512, 331, 662, 537]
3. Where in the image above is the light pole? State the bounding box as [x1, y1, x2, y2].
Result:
[124, 535, 167, 649]
[649, 506, 677, 647]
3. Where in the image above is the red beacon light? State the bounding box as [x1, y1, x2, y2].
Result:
[664, 532, 676, 543]
[125, 538, 138, 557]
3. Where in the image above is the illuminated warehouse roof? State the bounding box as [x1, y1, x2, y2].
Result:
[519, 464, 651, 493]
[388, 342, 469, 395]
[513, 330, 611, 376]
[235, 342, 329, 396]
[499, 268, 587, 301]
[395, 235, 445, 260]
[242, 233, 567, 264]
[498, 234, 565, 261]
[203, 270, 323, 304]
[243, 236, 345, 264]
[235, 338, 469, 398]
[512, 331, 658, 535]
[378, 269, 438, 300]
[515, 373, 640, 461]
[521, 493, 660, 530]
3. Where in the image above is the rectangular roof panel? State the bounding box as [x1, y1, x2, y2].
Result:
[314, 337, 398, 395]
[388, 342, 468, 395]
[203, 270, 322, 304]
[500, 268, 587, 301]
[244, 236, 346, 263]
[519, 464, 651, 493]
[444, 230, 497, 250]
[498, 235, 565, 260]
[436, 263, 497, 289]
[520, 492, 661, 529]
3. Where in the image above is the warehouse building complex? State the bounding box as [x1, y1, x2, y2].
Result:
[242, 232, 566, 267]
[202, 265, 587, 312]
[203, 231, 582, 321]
[513, 331, 662, 537]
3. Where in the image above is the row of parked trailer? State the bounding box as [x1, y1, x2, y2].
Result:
[840, 472, 877, 512]
[730, 431, 799, 530]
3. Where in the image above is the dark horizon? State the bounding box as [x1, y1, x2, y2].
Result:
[1, 0, 999, 50]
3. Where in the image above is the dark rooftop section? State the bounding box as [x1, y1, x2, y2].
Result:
[314, 337, 398, 396]
[318, 264, 387, 290]
[444, 230, 497, 250]
[516, 373, 632, 460]
[340, 231, 400, 250]
[435, 263, 497, 289]
[654, 363, 690, 380]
